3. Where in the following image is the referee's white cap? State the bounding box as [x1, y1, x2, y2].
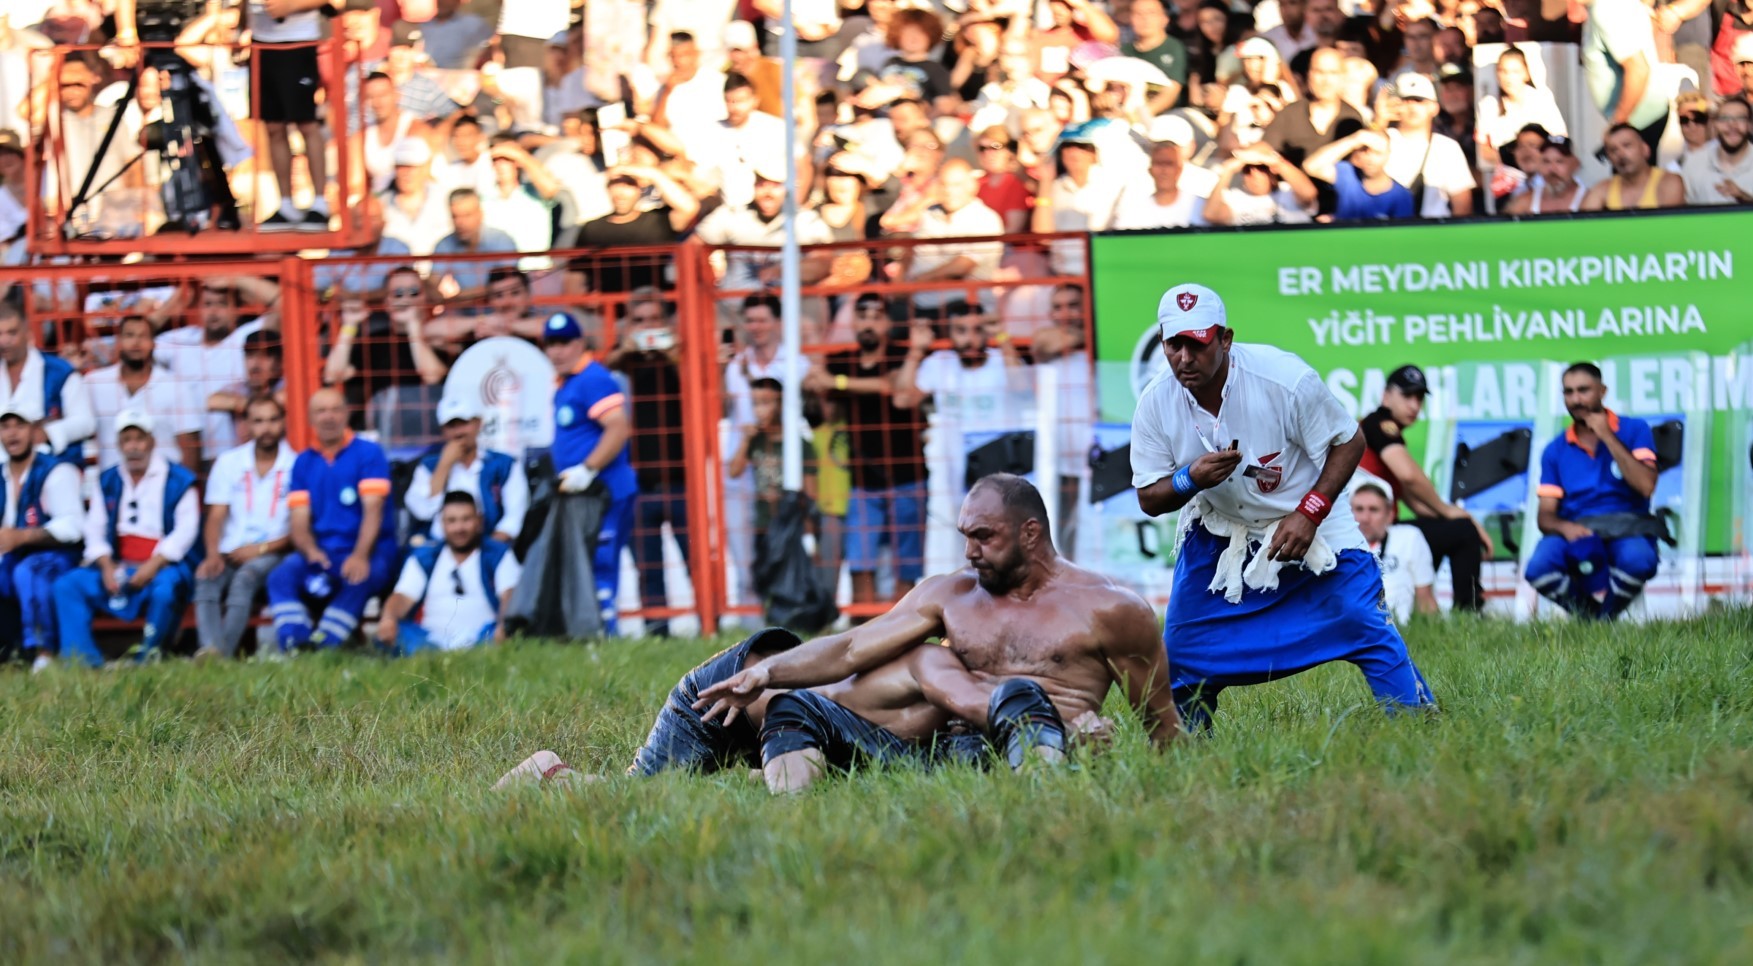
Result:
[1157, 283, 1226, 345]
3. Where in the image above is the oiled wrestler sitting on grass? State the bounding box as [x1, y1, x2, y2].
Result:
[499, 476, 1179, 792]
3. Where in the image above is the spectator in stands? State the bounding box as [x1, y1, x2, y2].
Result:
[1304, 128, 1418, 221]
[1264, 0, 1319, 59]
[1672, 92, 1716, 167]
[728, 377, 819, 546]
[406, 396, 528, 547]
[157, 278, 274, 465]
[1357, 365, 1492, 613]
[85, 315, 203, 470]
[1581, 123, 1686, 210]
[1477, 48, 1568, 158]
[1185, 0, 1242, 91]
[573, 167, 700, 292]
[476, 268, 547, 342]
[1124, 0, 1189, 112]
[651, 31, 728, 131]
[381, 138, 451, 256]
[1681, 96, 1753, 205]
[0, 300, 93, 459]
[1525, 363, 1662, 621]
[482, 140, 559, 256]
[1393, 18, 1443, 80]
[1434, 64, 1477, 166]
[544, 312, 638, 635]
[725, 22, 785, 115]
[1025, 283, 1094, 559]
[42, 53, 140, 232]
[1351, 482, 1439, 623]
[267, 388, 400, 652]
[970, 128, 1033, 234]
[495, 0, 572, 129]
[419, 0, 495, 71]
[325, 267, 452, 417]
[1736, 33, 1753, 99]
[313, 195, 411, 298]
[809, 292, 927, 610]
[375, 491, 521, 653]
[1581, 0, 1671, 160]
[1386, 73, 1476, 217]
[206, 330, 288, 442]
[873, 7, 958, 114]
[433, 188, 518, 298]
[894, 300, 1034, 502]
[1110, 141, 1208, 229]
[641, 71, 786, 209]
[1034, 127, 1121, 272]
[895, 160, 1005, 319]
[1263, 47, 1365, 168]
[1504, 135, 1589, 214]
[359, 71, 429, 196]
[192, 395, 294, 662]
[723, 294, 794, 431]
[0, 131, 26, 249]
[0, 408, 85, 672]
[434, 115, 495, 196]
[1201, 143, 1320, 225]
[694, 165, 834, 293]
[606, 294, 691, 638]
[53, 409, 200, 667]
[245, 0, 330, 232]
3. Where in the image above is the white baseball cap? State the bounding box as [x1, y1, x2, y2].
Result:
[116, 409, 156, 435]
[1736, 32, 1753, 65]
[1145, 114, 1195, 149]
[392, 137, 432, 167]
[1157, 283, 1227, 344]
[724, 20, 759, 52]
[1394, 72, 1437, 101]
[1237, 37, 1279, 61]
[437, 395, 482, 426]
[0, 402, 33, 423]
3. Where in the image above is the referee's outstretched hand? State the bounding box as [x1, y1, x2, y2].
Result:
[1190, 449, 1243, 489]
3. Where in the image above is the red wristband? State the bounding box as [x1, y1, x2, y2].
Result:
[1296, 490, 1333, 525]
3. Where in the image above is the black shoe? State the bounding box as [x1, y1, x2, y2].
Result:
[297, 209, 331, 232]
[217, 209, 242, 231]
[260, 211, 295, 232]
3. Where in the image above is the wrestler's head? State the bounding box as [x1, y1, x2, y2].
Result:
[959, 473, 1054, 594]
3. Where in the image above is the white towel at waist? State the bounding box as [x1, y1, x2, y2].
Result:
[1192, 498, 1339, 604]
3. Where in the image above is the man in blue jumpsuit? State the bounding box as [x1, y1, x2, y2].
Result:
[265, 388, 400, 651]
[1524, 362, 1662, 620]
[543, 312, 637, 634]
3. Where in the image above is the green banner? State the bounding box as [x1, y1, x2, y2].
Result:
[1091, 210, 1753, 555]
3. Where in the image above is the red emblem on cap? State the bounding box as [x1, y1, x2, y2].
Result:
[1177, 291, 1199, 312]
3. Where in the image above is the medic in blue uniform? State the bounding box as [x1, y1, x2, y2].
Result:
[542, 313, 638, 634]
[1524, 363, 1662, 620]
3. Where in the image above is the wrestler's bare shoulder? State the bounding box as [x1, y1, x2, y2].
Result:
[1047, 561, 1155, 619]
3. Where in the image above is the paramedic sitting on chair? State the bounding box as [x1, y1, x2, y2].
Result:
[1524, 363, 1661, 621]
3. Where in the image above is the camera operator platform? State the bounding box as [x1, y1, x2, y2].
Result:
[23, 0, 370, 257]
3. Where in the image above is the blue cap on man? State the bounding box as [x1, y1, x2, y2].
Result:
[543, 312, 584, 342]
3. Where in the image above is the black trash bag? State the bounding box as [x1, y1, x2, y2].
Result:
[753, 490, 839, 635]
[505, 476, 608, 640]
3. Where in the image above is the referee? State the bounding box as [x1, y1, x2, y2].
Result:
[1356, 365, 1492, 612]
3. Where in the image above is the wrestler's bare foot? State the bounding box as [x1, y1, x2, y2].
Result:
[763, 749, 825, 794]
[492, 750, 601, 790]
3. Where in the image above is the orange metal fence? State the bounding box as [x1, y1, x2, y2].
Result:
[0, 231, 1093, 635]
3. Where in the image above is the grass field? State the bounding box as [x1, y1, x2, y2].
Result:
[3, 610, 1751, 964]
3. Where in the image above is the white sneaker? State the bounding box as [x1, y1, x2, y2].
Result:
[30, 654, 52, 674]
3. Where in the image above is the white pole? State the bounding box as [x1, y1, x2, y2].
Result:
[779, 1, 804, 493]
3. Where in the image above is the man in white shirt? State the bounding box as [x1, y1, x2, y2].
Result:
[643, 71, 786, 207]
[1129, 283, 1434, 730]
[1110, 142, 1208, 230]
[1262, 0, 1319, 60]
[406, 396, 529, 546]
[52, 410, 202, 668]
[192, 396, 296, 661]
[85, 316, 203, 470]
[894, 301, 1035, 504]
[1387, 73, 1476, 218]
[1680, 96, 1753, 205]
[156, 280, 271, 464]
[904, 160, 1006, 316]
[1352, 482, 1438, 623]
[0, 300, 94, 458]
[651, 31, 728, 131]
[376, 491, 521, 653]
[0, 407, 84, 671]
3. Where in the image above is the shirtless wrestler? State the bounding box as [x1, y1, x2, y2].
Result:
[696, 474, 1183, 792]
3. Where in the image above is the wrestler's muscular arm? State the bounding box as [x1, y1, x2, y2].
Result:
[696, 575, 957, 723]
[1098, 593, 1182, 748]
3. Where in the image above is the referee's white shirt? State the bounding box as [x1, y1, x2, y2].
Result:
[1130, 342, 1366, 551]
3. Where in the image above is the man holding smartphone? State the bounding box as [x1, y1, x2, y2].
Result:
[1130, 283, 1434, 730]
